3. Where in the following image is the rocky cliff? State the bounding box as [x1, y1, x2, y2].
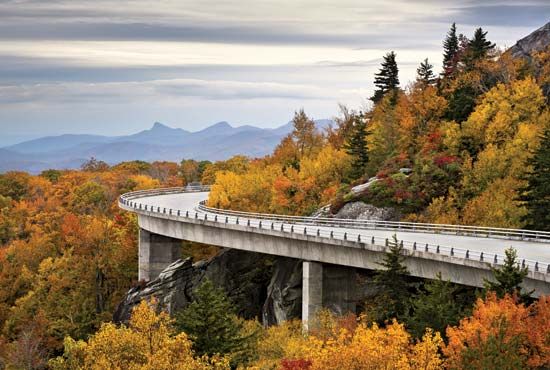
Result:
[508, 22, 550, 59]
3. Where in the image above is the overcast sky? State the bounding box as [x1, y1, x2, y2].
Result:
[0, 0, 548, 145]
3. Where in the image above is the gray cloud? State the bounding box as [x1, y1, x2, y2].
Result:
[0, 0, 546, 142]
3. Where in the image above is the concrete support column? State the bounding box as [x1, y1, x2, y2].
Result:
[139, 228, 182, 282]
[302, 261, 323, 331]
[323, 265, 356, 316]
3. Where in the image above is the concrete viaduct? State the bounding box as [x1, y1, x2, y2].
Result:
[119, 187, 550, 327]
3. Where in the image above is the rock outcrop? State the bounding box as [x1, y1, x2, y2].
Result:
[508, 22, 550, 59]
[114, 248, 273, 323]
[334, 201, 398, 221]
[262, 258, 303, 325]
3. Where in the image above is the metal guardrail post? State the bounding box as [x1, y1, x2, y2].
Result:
[330, 231, 334, 238]
[304, 227, 307, 235]
[344, 232, 347, 240]
[372, 236, 375, 244]
[436, 245, 440, 254]
[535, 262, 539, 272]
[494, 255, 497, 264]
[291, 225, 294, 232]
[357, 234, 361, 242]
[466, 250, 469, 259]
[385, 238, 388, 247]
[480, 252, 483, 261]
[450, 247, 454, 256]
[425, 244, 428, 252]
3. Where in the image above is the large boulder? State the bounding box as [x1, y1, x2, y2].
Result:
[334, 201, 398, 221]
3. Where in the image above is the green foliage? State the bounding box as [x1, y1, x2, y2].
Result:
[416, 58, 437, 86]
[343, 113, 369, 180]
[174, 279, 249, 362]
[0, 172, 30, 201]
[484, 247, 530, 300]
[442, 23, 459, 77]
[406, 273, 463, 339]
[70, 181, 109, 214]
[520, 127, 550, 231]
[40, 169, 62, 183]
[467, 27, 496, 63]
[371, 51, 400, 104]
[368, 235, 412, 322]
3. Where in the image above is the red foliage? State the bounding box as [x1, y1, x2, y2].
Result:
[433, 155, 458, 167]
[280, 359, 312, 370]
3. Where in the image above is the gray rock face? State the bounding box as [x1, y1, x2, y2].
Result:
[262, 258, 302, 325]
[509, 22, 550, 59]
[334, 201, 398, 221]
[113, 248, 272, 323]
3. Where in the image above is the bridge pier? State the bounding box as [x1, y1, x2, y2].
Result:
[302, 262, 356, 330]
[302, 261, 323, 331]
[139, 228, 181, 281]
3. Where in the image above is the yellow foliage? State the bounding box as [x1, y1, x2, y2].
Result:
[49, 299, 229, 370]
[462, 177, 527, 228]
[249, 316, 443, 370]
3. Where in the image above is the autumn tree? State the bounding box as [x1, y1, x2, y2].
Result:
[49, 299, 228, 370]
[80, 157, 109, 172]
[444, 294, 550, 369]
[371, 51, 400, 104]
[520, 127, 550, 231]
[416, 58, 437, 86]
[442, 22, 459, 78]
[291, 109, 324, 159]
[343, 112, 369, 180]
[174, 279, 248, 362]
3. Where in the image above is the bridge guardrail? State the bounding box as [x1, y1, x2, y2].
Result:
[118, 187, 550, 276]
[197, 202, 550, 242]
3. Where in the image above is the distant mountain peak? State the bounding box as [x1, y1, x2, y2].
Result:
[212, 121, 232, 129]
[151, 122, 172, 130]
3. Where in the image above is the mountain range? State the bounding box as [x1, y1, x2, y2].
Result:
[0, 120, 332, 173]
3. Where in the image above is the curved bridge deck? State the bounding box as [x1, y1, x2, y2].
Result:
[119, 187, 550, 297]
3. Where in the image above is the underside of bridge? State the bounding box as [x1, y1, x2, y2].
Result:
[138, 227, 360, 326]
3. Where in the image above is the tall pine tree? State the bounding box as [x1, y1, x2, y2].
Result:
[442, 22, 459, 77]
[416, 58, 437, 86]
[520, 128, 550, 231]
[175, 279, 247, 359]
[370, 51, 399, 104]
[368, 235, 412, 323]
[344, 112, 369, 180]
[468, 27, 496, 61]
[484, 247, 531, 301]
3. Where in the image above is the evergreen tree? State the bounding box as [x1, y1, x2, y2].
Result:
[484, 247, 531, 300]
[442, 22, 459, 77]
[343, 113, 369, 180]
[369, 235, 411, 322]
[520, 128, 550, 231]
[370, 51, 400, 104]
[175, 279, 247, 359]
[407, 273, 462, 339]
[468, 27, 496, 61]
[416, 58, 437, 86]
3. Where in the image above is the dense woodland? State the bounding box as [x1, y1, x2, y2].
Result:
[0, 24, 549, 369]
